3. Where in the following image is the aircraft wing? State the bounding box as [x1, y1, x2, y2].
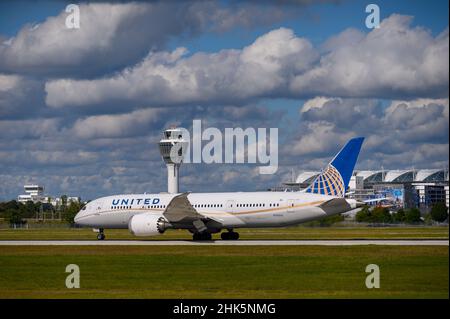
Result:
[163, 192, 203, 223]
[163, 193, 244, 229]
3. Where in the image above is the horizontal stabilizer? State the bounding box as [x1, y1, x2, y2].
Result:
[363, 197, 391, 203]
[319, 198, 351, 215]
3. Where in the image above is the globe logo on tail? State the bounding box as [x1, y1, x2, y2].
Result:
[305, 164, 345, 197]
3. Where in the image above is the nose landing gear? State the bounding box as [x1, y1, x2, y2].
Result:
[96, 228, 105, 240]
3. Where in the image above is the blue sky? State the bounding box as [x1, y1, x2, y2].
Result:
[0, 0, 448, 200]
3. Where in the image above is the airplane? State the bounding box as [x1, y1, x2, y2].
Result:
[74, 137, 365, 240]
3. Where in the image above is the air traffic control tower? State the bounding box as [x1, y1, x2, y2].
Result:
[158, 128, 188, 194]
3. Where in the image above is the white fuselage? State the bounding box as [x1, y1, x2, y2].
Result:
[74, 191, 357, 230]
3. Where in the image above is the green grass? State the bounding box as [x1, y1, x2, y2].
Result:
[0, 226, 448, 241]
[0, 245, 447, 298]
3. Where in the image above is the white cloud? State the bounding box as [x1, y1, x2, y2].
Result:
[0, 118, 60, 139]
[0, 2, 293, 78]
[285, 121, 354, 156]
[45, 27, 318, 108]
[301, 96, 335, 113]
[0, 74, 44, 119]
[72, 108, 165, 139]
[1, 3, 155, 76]
[288, 97, 449, 169]
[0, 74, 21, 92]
[386, 98, 449, 115]
[290, 15, 449, 99]
[45, 15, 448, 111]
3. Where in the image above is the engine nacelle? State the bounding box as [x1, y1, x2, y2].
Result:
[128, 213, 169, 236]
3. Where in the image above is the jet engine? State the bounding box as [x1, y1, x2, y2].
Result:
[128, 213, 170, 236]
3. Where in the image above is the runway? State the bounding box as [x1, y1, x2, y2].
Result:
[0, 239, 447, 246]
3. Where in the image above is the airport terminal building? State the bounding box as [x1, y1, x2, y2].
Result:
[17, 184, 80, 206]
[17, 185, 45, 203]
[276, 169, 449, 213]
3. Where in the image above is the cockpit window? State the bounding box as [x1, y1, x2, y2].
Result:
[81, 206, 87, 210]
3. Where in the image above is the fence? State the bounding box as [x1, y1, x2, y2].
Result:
[0, 222, 78, 229]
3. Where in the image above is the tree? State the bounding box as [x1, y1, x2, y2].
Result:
[356, 206, 371, 222]
[61, 195, 68, 211]
[64, 201, 82, 225]
[0, 200, 20, 213]
[6, 209, 25, 225]
[423, 213, 433, 225]
[405, 208, 421, 224]
[430, 202, 448, 223]
[392, 208, 406, 223]
[24, 200, 36, 218]
[304, 214, 344, 227]
[371, 207, 392, 223]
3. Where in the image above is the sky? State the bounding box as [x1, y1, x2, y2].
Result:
[0, 0, 448, 201]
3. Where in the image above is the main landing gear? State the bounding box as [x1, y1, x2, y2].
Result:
[221, 230, 239, 240]
[97, 228, 105, 240]
[193, 232, 212, 241]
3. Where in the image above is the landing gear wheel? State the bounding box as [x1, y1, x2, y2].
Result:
[221, 231, 239, 240]
[97, 229, 105, 240]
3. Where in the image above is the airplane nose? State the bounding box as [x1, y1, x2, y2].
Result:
[74, 211, 85, 225]
[74, 212, 81, 224]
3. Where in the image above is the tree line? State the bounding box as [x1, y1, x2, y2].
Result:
[356, 202, 448, 224]
[0, 197, 85, 225]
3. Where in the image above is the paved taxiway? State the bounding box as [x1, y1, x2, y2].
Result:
[0, 240, 447, 246]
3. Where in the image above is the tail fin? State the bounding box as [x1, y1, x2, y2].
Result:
[304, 137, 364, 197]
